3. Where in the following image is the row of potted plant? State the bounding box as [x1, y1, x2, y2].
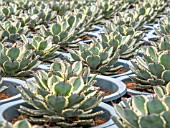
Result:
[0, 0, 169, 127]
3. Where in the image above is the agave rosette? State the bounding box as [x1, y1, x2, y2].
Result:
[112, 84, 170, 128]
[0, 43, 40, 77]
[130, 39, 170, 91]
[18, 60, 104, 127]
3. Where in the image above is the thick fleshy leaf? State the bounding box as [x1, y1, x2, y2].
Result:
[68, 94, 85, 107]
[72, 61, 82, 76]
[162, 70, 170, 83]
[139, 115, 164, 128]
[3, 60, 19, 75]
[146, 99, 166, 114]
[132, 95, 147, 115]
[161, 111, 170, 128]
[50, 23, 61, 35]
[148, 63, 165, 78]
[159, 52, 170, 70]
[7, 47, 20, 61]
[53, 82, 72, 96]
[86, 55, 100, 69]
[69, 77, 84, 93]
[12, 119, 32, 128]
[46, 94, 67, 113]
[146, 47, 157, 61]
[79, 97, 98, 110]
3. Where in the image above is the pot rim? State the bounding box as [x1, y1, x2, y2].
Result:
[90, 74, 127, 102]
[0, 100, 117, 128]
[116, 74, 153, 95]
[110, 59, 133, 78]
[0, 78, 27, 105]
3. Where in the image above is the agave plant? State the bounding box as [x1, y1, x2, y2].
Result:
[13, 119, 43, 128]
[111, 10, 147, 31]
[154, 82, 170, 99]
[97, 0, 139, 20]
[0, 21, 29, 44]
[112, 86, 170, 128]
[49, 1, 70, 16]
[69, 34, 126, 75]
[105, 22, 145, 59]
[0, 119, 42, 128]
[141, 0, 167, 15]
[156, 14, 170, 37]
[0, 43, 41, 77]
[95, 0, 118, 20]
[40, 14, 87, 51]
[130, 42, 170, 91]
[0, 3, 19, 20]
[21, 35, 59, 62]
[27, 5, 56, 26]
[14, 0, 43, 10]
[18, 60, 104, 127]
[135, 0, 167, 23]
[11, 13, 36, 30]
[73, 5, 103, 31]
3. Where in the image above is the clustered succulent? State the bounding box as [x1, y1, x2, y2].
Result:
[105, 22, 145, 59]
[69, 35, 123, 75]
[0, 43, 40, 77]
[156, 14, 170, 36]
[0, 0, 169, 127]
[21, 35, 59, 62]
[18, 60, 104, 127]
[0, 119, 42, 128]
[112, 82, 170, 128]
[129, 36, 170, 91]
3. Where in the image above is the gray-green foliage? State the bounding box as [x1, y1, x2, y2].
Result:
[130, 37, 170, 91]
[0, 21, 29, 44]
[18, 60, 104, 127]
[40, 14, 87, 51]
[156, 14, 170, 36]
[112, 84, 170, 128]
[0, 119, 42, 128]
[13, 119, 43, 128]
[21, 35, 59, 62]
[105, 22, 145, 59]
[0, 43, 40, 77]
[69, 34, 124, 75]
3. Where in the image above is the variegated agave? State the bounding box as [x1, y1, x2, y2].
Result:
[69, 34, 125, 75]
[73, 5, 103, 31]
[14, 0, 43, 10]
[0, 43, 40, 77]
[105, 22, 145, 59]
[112, 83, 170, 128]
[40, 14, 87, 51]
[49, 1, 70, 16]
[27, 5, 56, 26]
[0, 3, 19, 20]
[0, 119, 42, 128]
[0, 21, 29, 45]
[21, 35, 59, 62]
[111, 10, 147, 31]
[135, 0, 167, 23]
[18, 60, 104, 127]
[156, 14, 170, 37]
[141, 0, 167, 15]
[130, 41, 170, 91]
